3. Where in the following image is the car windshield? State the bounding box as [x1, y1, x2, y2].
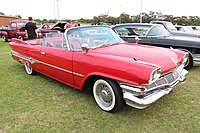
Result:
[182, 26, 192, 32]
[67, 26, 124, 50]
[148, 25, 171, 36]
[41, 24, 54, 29]
[17, 22, 26, 28]
[114, 26, 150, 36]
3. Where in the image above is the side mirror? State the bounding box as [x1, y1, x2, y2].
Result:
[135, 36, 141, 44]
[81, 43, 89, 54]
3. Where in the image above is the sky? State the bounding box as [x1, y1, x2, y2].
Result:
[0, 0, 200, 20]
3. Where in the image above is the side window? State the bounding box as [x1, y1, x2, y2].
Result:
[10, 23, 17, 28]
[43, 33, 67, 49]
[148, 27, 161, 36]
[115, 27, 139, 37]
[42, 24, 49, 29]
[17, 22, 25, 28]
[115, 28, 130, 37]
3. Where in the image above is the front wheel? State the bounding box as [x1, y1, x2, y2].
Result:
[24, 63, 37, 75]
[2, 35, 8, 42]
[185, 54, 193, 70]
[93, 78, 125, 112]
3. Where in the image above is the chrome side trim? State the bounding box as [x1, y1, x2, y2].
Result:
[73, 72, 84, 77]
[11, 51, 84, 77]
[34, 59, 73, 74]
[11, 51, 32, 62]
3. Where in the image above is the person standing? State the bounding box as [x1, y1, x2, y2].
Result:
[64, 22, 72, 29]
[25, 17, 38, 40]
[73, 20, 80, 27]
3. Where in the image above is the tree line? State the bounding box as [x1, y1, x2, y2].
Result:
[1, 11, 200, 26]
[37, 11, 200, 26]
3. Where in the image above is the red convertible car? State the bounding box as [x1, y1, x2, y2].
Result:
[9, 26, 188, 112]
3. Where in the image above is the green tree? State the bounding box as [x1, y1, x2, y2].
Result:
[118, 13, 132, 23]
[42, 19, 48, 23]
[16, 15, 21, 19]
[0, 12, 5, 15]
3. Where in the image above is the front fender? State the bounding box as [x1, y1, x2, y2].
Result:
[1, 31, 8, 38]
[77, 59, 157, 90]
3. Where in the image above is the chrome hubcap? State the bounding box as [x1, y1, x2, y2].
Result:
[96, 84, 113, 107]
[25, 63, 32, 74]
[18, 36, 23, 40]
[2, 36, 6, 41]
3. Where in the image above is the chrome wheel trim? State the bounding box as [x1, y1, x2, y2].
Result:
[24, 63, 33, 75]
[184, 58, 190, 68]
[18, 36, 23, 40]
[2, 35, 6, 42]
[93, 79, 116, 111]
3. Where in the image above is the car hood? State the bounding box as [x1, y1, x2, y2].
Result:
[52, 22, 66, 29]
[90, 43, 182, 74]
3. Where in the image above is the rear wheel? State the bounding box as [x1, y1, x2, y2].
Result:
[24, 63, 37, 75]
[17, 35, 23, 40]
[93, 78, 125, 112]
[2, 35, 8, 42]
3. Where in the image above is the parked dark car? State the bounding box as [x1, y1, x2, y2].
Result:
[111, 23, 200, 69]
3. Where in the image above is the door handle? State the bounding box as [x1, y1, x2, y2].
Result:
[41, 52, 45, 55]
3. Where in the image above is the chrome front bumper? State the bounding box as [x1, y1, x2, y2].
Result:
[120, 64, 188, 109]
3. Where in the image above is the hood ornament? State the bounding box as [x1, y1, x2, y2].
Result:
[170, 57, 178, 66]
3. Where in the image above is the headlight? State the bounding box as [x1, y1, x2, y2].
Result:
[149, 67, 162, 84]
[182, 52, 189, 67]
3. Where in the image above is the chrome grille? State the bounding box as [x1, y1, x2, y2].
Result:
[165, 74, 175, 84]
[155, 78, 167, 86]
[146, 64, 184, 90]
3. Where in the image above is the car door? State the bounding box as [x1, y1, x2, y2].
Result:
[9, 22, 17, 38]
[33, 34, 74, 86]
[38, 46, 74, 86]
[151, 36, 179, 49]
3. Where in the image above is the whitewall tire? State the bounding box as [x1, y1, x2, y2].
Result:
[24, 63, 36, 75]
[93, 78, 125, 112]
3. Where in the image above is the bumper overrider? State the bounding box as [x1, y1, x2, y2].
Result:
[120, 64, 188, 109]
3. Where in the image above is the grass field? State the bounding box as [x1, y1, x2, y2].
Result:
[0, 39, 200, 133]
